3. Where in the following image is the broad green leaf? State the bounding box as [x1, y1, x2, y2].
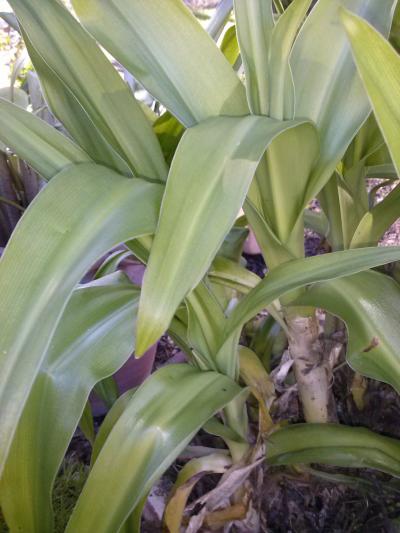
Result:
[21, 31, 131, 177]
[220, 246, 400, 353]
[234, 0, 274, 115]
[9, 0, 167, 179]
[295, 270, 400, 393]
[0, 273, 141, 532]
[0, 162, 162, 474]
[268, 0, 312, 120]
[291, 0, 396, 202]
[0, 98, 90, 179]
[136, 116, 316, 354]
[250, 122, 319, 251]
[66, 365, 242, 532]
[267, 423, 400, 477]
[72, 0, 248, 127]
[342, 8, 400, 174]
[341, 9, 400, 247]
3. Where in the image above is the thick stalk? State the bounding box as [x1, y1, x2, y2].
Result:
[286, 310, 337, 423]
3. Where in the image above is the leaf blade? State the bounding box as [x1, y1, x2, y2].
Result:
[72, 0, 248, 126]
[0, 98, 90, 179]
[136, 116, 316, 354]
[0, 163, 162, 474]
[9, 0, 167, 178]
[66, 365, 242, 532]
[0, 274, 141, 532]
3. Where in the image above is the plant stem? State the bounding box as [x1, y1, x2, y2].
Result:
[286, 311, 337, 423]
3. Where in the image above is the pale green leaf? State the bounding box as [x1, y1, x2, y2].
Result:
[91, 388, 137, 467]
[0, 273, 140, 532]
[66, 365, 242, 532]
[268, 0, 312, 120]
[209, 256, 260, 294]
[291, 0, 396, 202]
[342, 8, 400, 175]
[221, 246, 400, 352]
[220, 25, 240, 66]
[0, 97, 90, 179]
[234, 0, 274, 115]
[72, 0, 248, 126]
[136, 116, 316, 354]
[267, 423, 400, 477]
[341, 9, 400, 246]
[9, 0, 167, 179]
[351, 184, 400, 247]
[21, 31, 131, 176]
[0, 163, 162, 474]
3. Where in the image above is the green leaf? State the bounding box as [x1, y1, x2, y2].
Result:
[268, 0, 312, 120]
[304, 208, 329, 237]
[234, 0, 274, 114]
[9, 0, 167, 179]
[217, 226, 248, 263]
[220, 25, 240, 66]
[351, 184, 400, 247]
[94, 250, 133, 279]
[250, 121, 319, 252]
[291, 0, 396, 202]
[72, 0, 248, 126]
[0, 273, 141, 532]
[209, 256, 260, 294]
[0, 163, 162, 474]
[136, 115, 316, 354]
[342, 8, 400, 176]
[21, 31, 131, 177]
[66, 365, 242, 532]
[79, 401, 95, 447]
[153, 111, 185, 167]
[221, 246, 400, 350]
[295, 270, 400, 394]
[186, 282, 227, 371]
[0, 98, 90, 179]
[266, 423, 400, 478]
[341, 9, 400, 247]
[91, 388, 137, 467]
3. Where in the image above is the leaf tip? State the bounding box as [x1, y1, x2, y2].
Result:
[135, 309, 163, 357]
